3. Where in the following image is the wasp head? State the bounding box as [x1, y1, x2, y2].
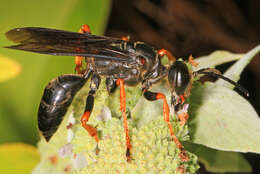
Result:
[167, 60, 192, 107]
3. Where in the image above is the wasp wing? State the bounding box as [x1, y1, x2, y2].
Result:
[5, 27, 135, 62]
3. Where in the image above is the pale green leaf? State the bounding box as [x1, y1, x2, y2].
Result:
[189, 82, 260, 153]
[185, 142, 252, 173]
[217, 45, 260, 87]
[131, 82, 169, 128]
[194, 51, 244, 71]
[188, 46, 260, 153]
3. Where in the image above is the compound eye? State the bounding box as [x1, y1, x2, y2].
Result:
[139, 57, 146, 65]
[168, 61, 190, 95]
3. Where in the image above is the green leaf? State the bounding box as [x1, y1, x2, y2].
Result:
[185, 142, 252, 173]
[0, 55, 21, 82]
[189, 82, 260, 153]
[194, 51, 244, 71]
[0, 143, 40, 174]
[217, 45, 260, 87]
[0, 0, 111, 144]
[189, 45, 260, 153]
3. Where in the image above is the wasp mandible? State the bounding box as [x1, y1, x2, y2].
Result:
[5, 25, 248, 162]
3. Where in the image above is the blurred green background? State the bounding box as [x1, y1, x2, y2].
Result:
[0, 0, 111, 144]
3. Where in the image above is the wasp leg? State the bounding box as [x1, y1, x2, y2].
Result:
[79, 24, 91, 34]
[80, 73, 101, 143]
[75, 24, 92, 74]
[105, 77, 117, 94]
[116, 79, 132, 162]
[178, 112, 189, 126]
[143, 90, 189, 162]
[172, 94, 189, 126]
[157, 49, 176, 63]
[178, 94, 191, 126]
[176, 104, 189, 126]
[121, 36, 130, 41]
[75, 56, 83, 74]
[188, 55, 198, 67]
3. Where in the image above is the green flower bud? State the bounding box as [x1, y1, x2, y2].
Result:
[32, 81, 199, 174]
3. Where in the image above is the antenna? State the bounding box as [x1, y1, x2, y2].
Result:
[194, 68, 249, 97]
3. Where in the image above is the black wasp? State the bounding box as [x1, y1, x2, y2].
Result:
[5, 25, 248, 162]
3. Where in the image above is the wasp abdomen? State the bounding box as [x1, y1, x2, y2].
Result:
[38, 74, 88, 141]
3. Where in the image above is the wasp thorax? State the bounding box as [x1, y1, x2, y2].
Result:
[168, 61, 191, 95]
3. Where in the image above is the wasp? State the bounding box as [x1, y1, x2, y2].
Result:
[5, 25, 248, 162]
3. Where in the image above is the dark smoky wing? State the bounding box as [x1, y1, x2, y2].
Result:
[5, 27, 114, 44]
[5, 42, 134, 62]
[5, 27, 135, 62]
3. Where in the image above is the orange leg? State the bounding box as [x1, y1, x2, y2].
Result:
[116, 79, 132, 162]
[177, 165, 186, 174]
[81, 110, 99, 142]
[143, 90, 189, 162]
[79, 24, 91, 34]
[180, 95, 185, 104]
[188, 55, 198, 67]
[177, 112, 189, 126]
[155, 93, 183, 149]
[121, 36, 130, 41]
[80, 74, 101, 143]
[75, 56, 83, 74]
[75, 24, 92, 74]
[174, 95, 189, 126]
[158, 48, 176, 63]
[178, 95, 189, 125]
